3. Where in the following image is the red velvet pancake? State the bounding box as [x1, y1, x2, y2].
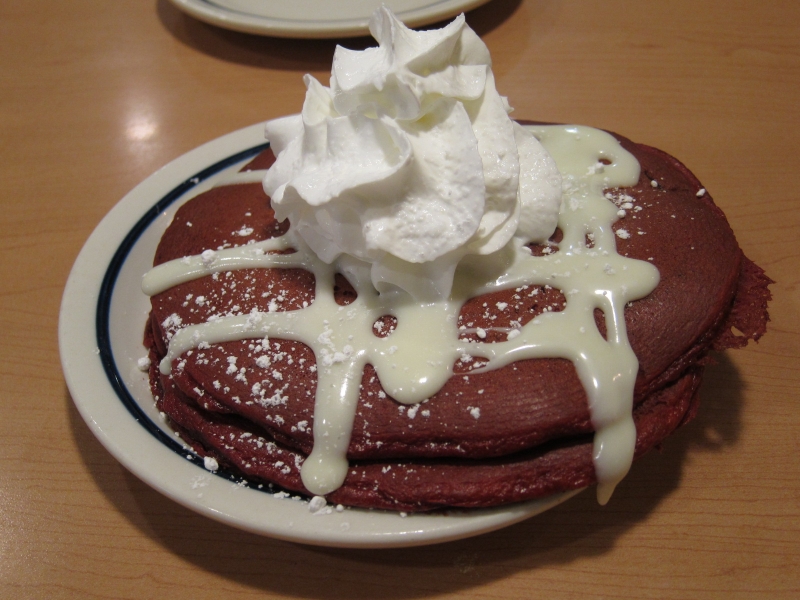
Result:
[144, 127, 771, 511]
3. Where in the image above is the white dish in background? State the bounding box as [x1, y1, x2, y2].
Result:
[168, 0, 493, 38]
[59, 122, 579, 549]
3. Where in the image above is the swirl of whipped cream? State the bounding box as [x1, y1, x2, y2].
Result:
[263, 7, 561, 301]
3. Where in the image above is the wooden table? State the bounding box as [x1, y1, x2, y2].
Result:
[2, 1, 798, 597]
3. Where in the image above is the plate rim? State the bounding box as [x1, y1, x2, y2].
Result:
[59, 121, 581, 549]
[168, 0, 493, 38]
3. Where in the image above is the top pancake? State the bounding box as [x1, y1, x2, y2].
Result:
[148, 128, 766, 466]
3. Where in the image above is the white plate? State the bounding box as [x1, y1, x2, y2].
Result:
[59, 122, 580, 548]
[168, 0, 493, 38]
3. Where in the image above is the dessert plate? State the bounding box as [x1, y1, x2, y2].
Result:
[59, 122, 579, 549]
[168, 0, 493, 38]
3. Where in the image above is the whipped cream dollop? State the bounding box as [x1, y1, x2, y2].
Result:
[263, 7, 562, 301]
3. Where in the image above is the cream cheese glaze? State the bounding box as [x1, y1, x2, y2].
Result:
[262, 7, 562, 302]
[143, 124, 659, 504]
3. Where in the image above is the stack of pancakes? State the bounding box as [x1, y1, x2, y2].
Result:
[145, 127, 770, 511]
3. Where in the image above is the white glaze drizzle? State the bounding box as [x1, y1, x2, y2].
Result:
[142, 125, 659, 504]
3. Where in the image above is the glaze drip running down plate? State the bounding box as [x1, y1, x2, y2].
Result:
[59, 123, 579, 549]
[168, 0, 493, 38]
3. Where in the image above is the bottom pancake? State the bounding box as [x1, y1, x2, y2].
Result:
[150, 333, 703, 512]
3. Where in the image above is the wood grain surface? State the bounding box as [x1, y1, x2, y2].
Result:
[1, 1, 798, 598]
